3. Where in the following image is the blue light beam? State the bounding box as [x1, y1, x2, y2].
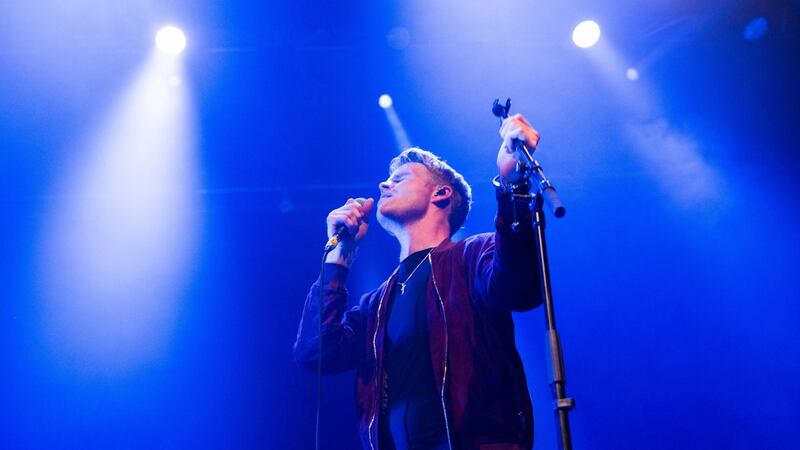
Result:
[379, 94, 412, 152]
[38, 51, 201, 376]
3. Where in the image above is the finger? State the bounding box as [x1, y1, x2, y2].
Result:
[338, 200, 361, 213]
[360, 198, 375, 222]
[327, 213, 348, 227]
[509, 113, 526, 125]
[348, 204, 364, 219]
[515, 114, 533, 128]
[345, 216, 360, 234]
[527, 130, 541, 148]
[502, 117, 527, 140]
[329, 210, 359, 223]
[508, 127, 525, 141]
[332, 206, 351, 217]
[354, 197, 372, 213]
[516, 123, 540, 148]
[331, 214, 356, 229]
[505, 126, 530, 150]
[511, 117, 529, 134]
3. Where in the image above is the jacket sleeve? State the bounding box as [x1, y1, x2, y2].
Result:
[473, 188, 543, 312]
[294, 263, 365, 373]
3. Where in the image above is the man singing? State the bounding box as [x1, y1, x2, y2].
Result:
[294, 114, 544, 450]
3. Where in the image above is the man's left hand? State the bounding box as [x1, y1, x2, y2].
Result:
[497, 113, 540, 184]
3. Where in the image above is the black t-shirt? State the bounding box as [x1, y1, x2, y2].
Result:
[382, 248, 448, 450]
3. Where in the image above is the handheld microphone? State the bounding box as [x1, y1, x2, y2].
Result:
[324, 198, 366, 252]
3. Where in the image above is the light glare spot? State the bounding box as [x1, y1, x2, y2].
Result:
[626, 68, 639, 81]
[378, 94, 393, 109]
[573, 20, 601, 48]
[156, 26, 187, 55]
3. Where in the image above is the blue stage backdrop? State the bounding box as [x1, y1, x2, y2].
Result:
[0, 0, 798, 449]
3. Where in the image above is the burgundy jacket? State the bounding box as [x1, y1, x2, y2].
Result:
[295, 193, 542, 450]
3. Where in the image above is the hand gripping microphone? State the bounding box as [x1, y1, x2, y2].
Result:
[324, 198, 367, 253]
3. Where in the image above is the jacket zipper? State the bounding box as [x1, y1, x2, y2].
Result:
[428, 254, 453, 450]
[370, 257, 453, 450]
[368, 273, 394, 450]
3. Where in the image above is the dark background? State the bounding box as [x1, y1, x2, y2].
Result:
[1, 0, 798, 449]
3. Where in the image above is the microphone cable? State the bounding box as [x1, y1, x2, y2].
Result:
[315, 201, 364, 449]
[316, 249, 328, 450]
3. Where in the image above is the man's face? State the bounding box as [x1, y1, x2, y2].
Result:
[376, 162, 437, 229]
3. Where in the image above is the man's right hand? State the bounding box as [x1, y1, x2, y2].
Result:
[325, 197, 374, 266]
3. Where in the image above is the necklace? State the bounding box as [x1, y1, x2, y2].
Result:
[397, 249, 434, 295]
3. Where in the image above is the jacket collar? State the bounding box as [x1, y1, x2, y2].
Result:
[431, 237, 455, 255]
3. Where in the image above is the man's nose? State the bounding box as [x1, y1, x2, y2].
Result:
[379, 180, 391, 191]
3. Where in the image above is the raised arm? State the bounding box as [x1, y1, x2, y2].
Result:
[475, 113, 544, 311]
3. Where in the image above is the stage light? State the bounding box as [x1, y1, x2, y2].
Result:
[626, 68, 639, 81]
[378, 94, 393, 109]
[572, 20, 601, 48]
[156, 26, 186, 54]
[378, 94, 411, 151]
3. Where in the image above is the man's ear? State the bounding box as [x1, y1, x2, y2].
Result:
[432, 185, 453, 204]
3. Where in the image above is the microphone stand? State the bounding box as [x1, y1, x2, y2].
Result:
[492, 98, 575, 450]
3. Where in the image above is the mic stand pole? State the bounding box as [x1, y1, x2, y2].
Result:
[491, 97, 575, 450]
[529, 191, 575, 450]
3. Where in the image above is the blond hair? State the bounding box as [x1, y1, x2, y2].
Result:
[389, 148, 472, 236]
